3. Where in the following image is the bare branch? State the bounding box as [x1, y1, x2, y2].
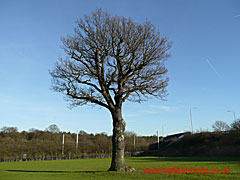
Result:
[50, 8, 171, 110]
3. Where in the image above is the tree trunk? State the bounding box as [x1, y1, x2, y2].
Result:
[108, 107, 135, 172]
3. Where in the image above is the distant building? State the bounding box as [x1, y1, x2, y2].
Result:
[162, 132, 190, 143]
[149, 132, 191, 150]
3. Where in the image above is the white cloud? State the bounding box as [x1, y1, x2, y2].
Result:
[149, 105, 177, 112]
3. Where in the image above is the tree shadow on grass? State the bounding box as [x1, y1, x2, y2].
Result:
[131, 157, 240, 162]
[7, 170, 104, 173]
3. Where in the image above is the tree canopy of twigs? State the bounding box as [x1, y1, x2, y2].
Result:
[50, 9, 171, 111]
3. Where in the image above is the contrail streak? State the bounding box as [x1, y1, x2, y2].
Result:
[205, 59, 222, 79]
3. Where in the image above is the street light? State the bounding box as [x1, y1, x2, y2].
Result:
[133, 134, 136, 152]
[227, 110, 236, 121]
[76, 131, 79, 158]
[190, 107, 197, 134]
[62, 133, 65, 155]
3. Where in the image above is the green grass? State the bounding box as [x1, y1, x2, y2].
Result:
[0, 157, 240, 179]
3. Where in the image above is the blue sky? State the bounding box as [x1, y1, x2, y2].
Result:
[0, 0, 239, 136]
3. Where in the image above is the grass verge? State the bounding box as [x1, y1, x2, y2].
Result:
[0, 157, 240, 179]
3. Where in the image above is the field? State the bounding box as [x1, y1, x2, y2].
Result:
[0, 157, 240, 180]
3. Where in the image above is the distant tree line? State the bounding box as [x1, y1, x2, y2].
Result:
[0, 124, 156, 162]
[2, 118, 238, 162]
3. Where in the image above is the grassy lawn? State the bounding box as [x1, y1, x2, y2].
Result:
[0, 157, 240, 179]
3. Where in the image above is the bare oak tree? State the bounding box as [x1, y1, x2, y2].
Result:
[231, 119, 240, 131]
[50, 9, 171, 172]
[212, 121, 230, 132]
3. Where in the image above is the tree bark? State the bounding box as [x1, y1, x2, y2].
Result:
[108, 107, 135, 172]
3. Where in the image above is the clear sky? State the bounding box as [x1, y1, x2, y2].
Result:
[0, 0, 239, 136]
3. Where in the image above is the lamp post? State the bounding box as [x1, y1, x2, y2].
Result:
[133, 134, 136, 152]
[227, 110, 236, 121]
[162, 126, 164, 137]
[190, 107, 197, 134]
[76, 131, 79, 158]
[62, 133, 64, 155]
